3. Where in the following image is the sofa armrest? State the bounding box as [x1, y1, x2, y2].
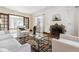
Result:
[15, 43, 31, 52]
[52, 38, 79, 52]
[60, 34, 79, 42]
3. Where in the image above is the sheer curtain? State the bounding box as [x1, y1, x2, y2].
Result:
[34, 14, 45, 33]
[9, 15, 23, 37]
[9, 15, 23, 30]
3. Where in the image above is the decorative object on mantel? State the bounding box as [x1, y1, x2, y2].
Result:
[52, 14, 61, 21]
[50, 23, 66, 39]
[53, 16, 61, 21]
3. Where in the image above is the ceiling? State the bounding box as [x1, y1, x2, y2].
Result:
[4, 6, 48, 14]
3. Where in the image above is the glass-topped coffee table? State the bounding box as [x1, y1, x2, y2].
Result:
[26, 33, 52, 52]
[16, 31, 52, 52]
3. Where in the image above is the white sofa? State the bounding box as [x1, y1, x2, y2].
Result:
[0, 31, 13, 41]
[52, 34, 79, 52]
[0, 31, 31, 52]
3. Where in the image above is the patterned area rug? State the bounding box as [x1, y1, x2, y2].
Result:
[17, 34, 52, 52]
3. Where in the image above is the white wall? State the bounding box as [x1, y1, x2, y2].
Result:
[74, 7, 78, 36]
[76, 7, 79, 36]
[0, 7, 33, 29]
[33, 6, 76, 36]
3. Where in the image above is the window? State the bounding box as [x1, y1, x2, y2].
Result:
[9, 15, 24, 30]
[0, 13, 29, 31]
[35, 15, 45, 33]
[24, 17, 29, 29]
[9, 15, 29, 30]
[0, 13, 9, 30]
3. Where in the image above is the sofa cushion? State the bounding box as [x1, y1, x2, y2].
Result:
[0, 48, 10, 52]
[0, 38, 21, 51]
[0, 31, 5, 35]
[0, 33, 13, 41]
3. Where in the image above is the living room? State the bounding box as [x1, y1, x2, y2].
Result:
[0, 6, 79, 52]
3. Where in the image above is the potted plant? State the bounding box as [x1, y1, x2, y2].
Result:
[50, 23, 66, 39]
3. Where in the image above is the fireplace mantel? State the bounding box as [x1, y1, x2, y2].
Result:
[52, 21, 64, 25]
